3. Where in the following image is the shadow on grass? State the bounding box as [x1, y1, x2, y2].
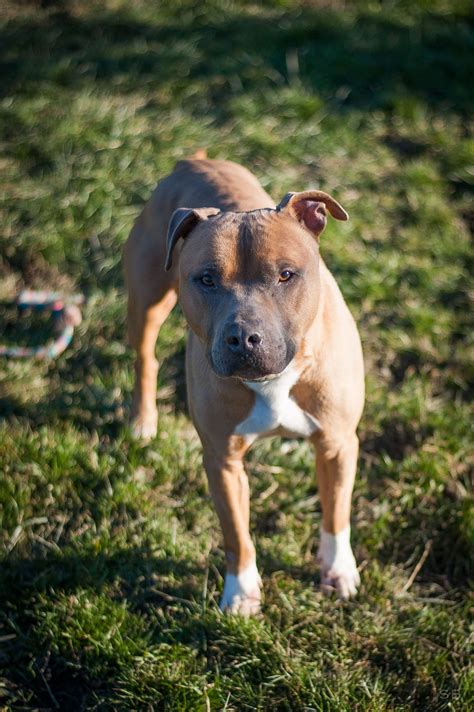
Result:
[0, 545, 206, 610]
[0, 545, 211, 708]
[2, 2, 473, 115]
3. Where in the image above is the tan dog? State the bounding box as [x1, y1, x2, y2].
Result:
[124, 155, 364, 614]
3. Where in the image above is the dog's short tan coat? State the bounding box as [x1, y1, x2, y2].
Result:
[124, 156, 364, 614]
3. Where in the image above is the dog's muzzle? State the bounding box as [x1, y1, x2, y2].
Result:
[210, 318, 295, 380]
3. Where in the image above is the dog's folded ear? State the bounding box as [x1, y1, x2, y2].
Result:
[277, 190, 348, 239]
[165, 207, 220, 271]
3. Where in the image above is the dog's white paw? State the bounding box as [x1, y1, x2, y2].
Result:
[317, 525, 360, 600]
[130, 414, 158, 442]
[220, 563, 262, 616]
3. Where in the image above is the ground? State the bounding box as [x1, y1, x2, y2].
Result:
[0, 0, 473, 710]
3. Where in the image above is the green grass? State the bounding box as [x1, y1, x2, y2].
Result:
[1, 0, 473, 709]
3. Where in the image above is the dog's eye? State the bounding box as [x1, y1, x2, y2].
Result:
[200, 273, 215, 287]
[279, 269, 294, 282]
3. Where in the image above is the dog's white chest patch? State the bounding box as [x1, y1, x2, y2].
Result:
[234, 365, 320, 440]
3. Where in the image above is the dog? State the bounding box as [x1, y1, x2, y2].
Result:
[123, 154, 364, 615]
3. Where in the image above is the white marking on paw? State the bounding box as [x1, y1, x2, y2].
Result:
[235, 364, 320, 440]
[317, 525, 360, 599]
[130, 415, 158, 442]
[220, 562, 262, 616]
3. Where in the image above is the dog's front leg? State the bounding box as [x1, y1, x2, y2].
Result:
[203, 446, 261, 616]
[314, 434, 360, 599]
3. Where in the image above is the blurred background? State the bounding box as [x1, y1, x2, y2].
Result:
[0, 1, 472, 709]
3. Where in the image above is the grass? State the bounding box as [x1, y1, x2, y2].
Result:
[0, 0, 473, 709]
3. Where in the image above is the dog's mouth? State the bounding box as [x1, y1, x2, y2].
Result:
[211, 361, 280, 382]
[209, 348, 295, 383]
[231, 369, 284, 383]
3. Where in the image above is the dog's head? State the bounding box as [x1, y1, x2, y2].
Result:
[165, 191, 348, 381]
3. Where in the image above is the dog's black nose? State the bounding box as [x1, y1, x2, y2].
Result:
[224, 323, 263, 354]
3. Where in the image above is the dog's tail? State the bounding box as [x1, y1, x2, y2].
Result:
[190, 148, 208, 160]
